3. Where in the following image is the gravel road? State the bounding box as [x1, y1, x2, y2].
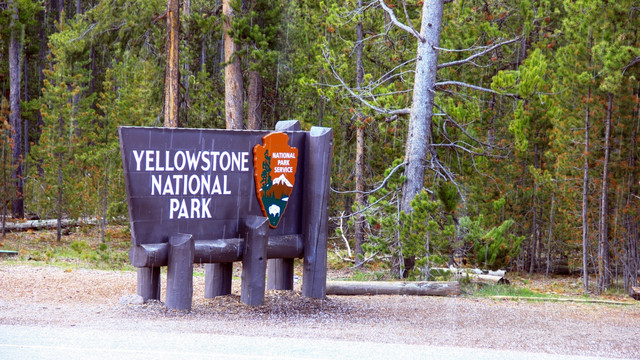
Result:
[1, 265, 638, 359]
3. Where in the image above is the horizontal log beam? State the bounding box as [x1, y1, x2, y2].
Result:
[129, 234, 304, 268]
[326, 281, 460, 297]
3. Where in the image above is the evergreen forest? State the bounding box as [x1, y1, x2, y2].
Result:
[1, 0, 639, 295]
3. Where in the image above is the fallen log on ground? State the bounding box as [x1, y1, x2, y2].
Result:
[1, 218, 99, 232]
[631, 287, 640, 301]
[470, 274, 510, 285]
[431, 268, 510, 285]
[326, 281, 460, 296]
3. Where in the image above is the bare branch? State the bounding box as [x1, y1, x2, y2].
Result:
[329, 191, 395, 220]
[70, 23, 97, 42]
[96, 21, 127, 37]
[427, 150, 466, 202]
[401, 0, 420, 39]
[435, 80, 521, 99]
[433, 103, 495, 149]
[338, 213, 353, 258]
[332, 161, 407, 195]
[437, 37, 521, 69]
[622, 56, 640, 75]
[378, 0, 424, 42]
[324, 49, 410, 115]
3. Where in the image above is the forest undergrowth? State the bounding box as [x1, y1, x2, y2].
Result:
[1, 224, 635, 304]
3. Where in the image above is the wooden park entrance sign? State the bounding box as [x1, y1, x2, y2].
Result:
[119, 121, 332, 309]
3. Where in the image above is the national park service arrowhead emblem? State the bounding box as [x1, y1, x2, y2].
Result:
[253, 132, 299, 228]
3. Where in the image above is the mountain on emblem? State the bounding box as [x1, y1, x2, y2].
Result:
[272, 174, 293, 187]
[253, 132, 299, 228]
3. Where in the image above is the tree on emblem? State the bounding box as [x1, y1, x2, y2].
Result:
[261, 149, 272, 191]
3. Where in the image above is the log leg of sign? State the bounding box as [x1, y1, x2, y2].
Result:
[166, 234, 195, 310]
[137, 267, 161, 301]
[302, 127, 333, 299]
[267, 259, 294, 290]
[240, 216, 269, 306]
[131, 243, 166, 301]
[204, 263, 232, 298]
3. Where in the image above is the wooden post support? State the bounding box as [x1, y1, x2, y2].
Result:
[137, 267, 161, 301]
[204, 263, 233, 298]
[241, 216, 269, 306]
[267, 259, 294, 290]
[166, 234, 195, 310]
[302, 126, 333, 298]
[266, 120, 302, 291]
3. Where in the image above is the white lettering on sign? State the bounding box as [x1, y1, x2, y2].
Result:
[274, 167, 294, 173]
[272, 152, 296, 159]
[132, 150, 250, 173]
[133, 149, 250, 220]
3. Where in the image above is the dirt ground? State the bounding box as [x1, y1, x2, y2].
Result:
[0, 264, 639, 359]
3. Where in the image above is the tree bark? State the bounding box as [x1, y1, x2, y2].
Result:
[57, 0, 64, 22]
[56, 116, 63, 243]
[582, 85, 591, 292]
[247, 70, 263, 130]
[529, 145, 540, 274]
[163, 0, 180, 128]
[181, 0, 191, 126]
[400, 0, 443, 214]
[223, 0, 244, 129]
[354, 0, 366, 268]
[598, 93, 613, 293]
[623, 91, 639, 294]
[545, 190, 556, 277]
[9, 0, 24, 219]
[326, 281, 460, 296]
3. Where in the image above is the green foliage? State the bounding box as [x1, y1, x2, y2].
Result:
[473, 284, 544, 298]
[472, 219, 524, 271]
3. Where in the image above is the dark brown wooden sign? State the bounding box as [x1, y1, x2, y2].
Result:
[119, 122, 333, 309]
[119, 127, 305, 245]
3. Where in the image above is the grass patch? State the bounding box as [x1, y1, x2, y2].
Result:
[469, 283, 548, 298]
[0, 225, 134, 270]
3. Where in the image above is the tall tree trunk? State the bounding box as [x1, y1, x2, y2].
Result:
[598, 93, 613, 293]
[181, 0, 191, 126]
[582, 85, 591, 292]
[401, 0, 443, 214]
[9, 0, 24, 219]
[545, 189, 556, 277]
[354, 0, 366, 268]
[623, 91, 639, 294]
[164, 0, 180, 128]
[529, 144, 540, 274]
[23, 51, 28, 185]
[223, 0, 244, 129]
[56, 116, 64, 242]
[399, 0, 443, 277]
[247, 70, 263, 130]
[57, 0, 64, 22]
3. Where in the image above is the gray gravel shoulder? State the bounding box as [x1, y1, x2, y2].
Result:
[0, 265, 638, 359]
